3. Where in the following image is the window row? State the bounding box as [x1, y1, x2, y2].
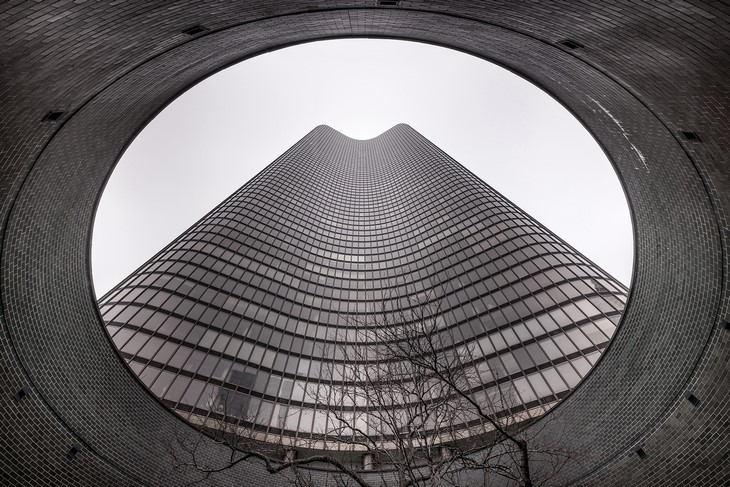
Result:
[133, 353, 596, 439]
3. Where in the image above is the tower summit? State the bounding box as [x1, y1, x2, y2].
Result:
[99, 124, 626, 447]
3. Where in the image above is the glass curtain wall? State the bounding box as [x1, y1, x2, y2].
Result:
[99, 124, 627, 447]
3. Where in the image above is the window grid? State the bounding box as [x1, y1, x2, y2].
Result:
[100, 125, 626, 444]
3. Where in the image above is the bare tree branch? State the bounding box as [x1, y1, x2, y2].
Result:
[166, 284, 576, 487]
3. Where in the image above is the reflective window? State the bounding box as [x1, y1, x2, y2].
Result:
[101, 125, 627, 446]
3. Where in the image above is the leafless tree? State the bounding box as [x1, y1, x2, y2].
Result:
[167, 289, 575, 486]
[308, 289, 575, 487]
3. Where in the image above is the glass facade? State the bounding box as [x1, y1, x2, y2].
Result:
[99, 124, 627, 447]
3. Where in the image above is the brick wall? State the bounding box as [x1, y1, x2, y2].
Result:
[0, 2, 727, 485]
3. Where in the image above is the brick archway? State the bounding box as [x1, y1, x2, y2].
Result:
[0, 3, 727, 486]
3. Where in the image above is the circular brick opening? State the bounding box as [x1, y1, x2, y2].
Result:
[93, 39, 632, 454]
[1, 6, 726, 486]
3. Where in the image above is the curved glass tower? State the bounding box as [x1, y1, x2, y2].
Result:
[99, 124, 627, 448]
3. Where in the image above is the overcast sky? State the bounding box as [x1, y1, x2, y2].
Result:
[92, 39, 633, 297]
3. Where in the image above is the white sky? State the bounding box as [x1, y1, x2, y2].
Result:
[92, 39, 633, 297]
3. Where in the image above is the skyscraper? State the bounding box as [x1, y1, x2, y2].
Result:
[99, 124, 626, 448]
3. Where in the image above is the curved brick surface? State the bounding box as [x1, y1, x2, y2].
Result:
[0, 2, 727, 486]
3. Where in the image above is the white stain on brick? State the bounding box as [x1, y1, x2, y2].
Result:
[589, 96, 649, 172]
